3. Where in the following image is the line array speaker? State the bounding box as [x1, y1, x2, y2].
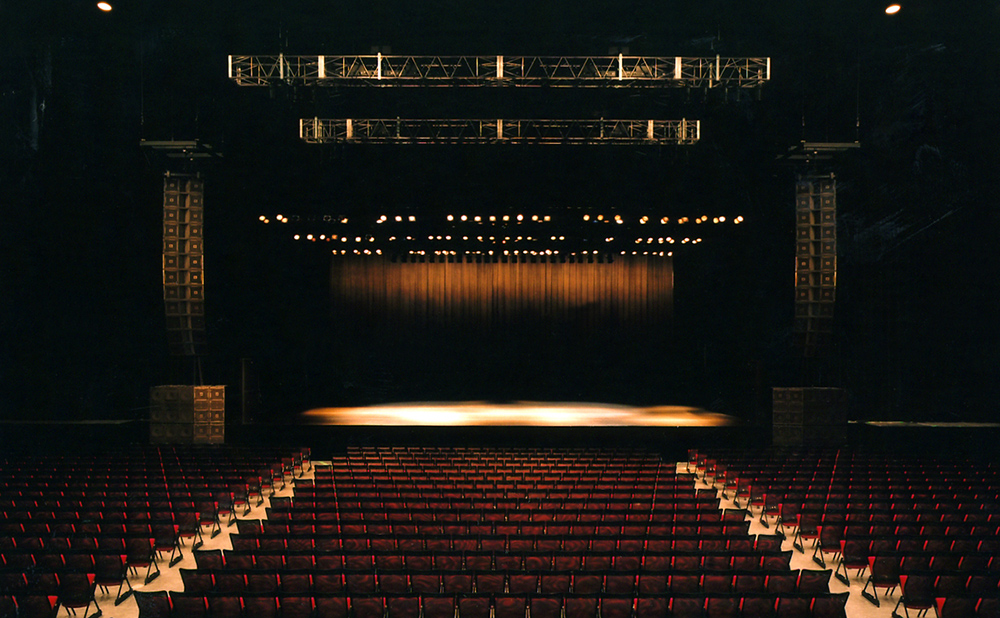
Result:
[793, 174, 836, 355]
[163, 174, 207, 356]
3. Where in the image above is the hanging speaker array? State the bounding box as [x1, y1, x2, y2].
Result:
[162, 173, 207, 356]
[793, 174, 837, 356]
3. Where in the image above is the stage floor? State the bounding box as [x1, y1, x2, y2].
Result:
[301, 401, 739, 427]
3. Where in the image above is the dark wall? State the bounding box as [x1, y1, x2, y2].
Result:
[2, 0, 998, 423]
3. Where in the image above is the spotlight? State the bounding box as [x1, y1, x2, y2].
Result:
[97, 1, 112, 11]
[885, 3, 901, 14]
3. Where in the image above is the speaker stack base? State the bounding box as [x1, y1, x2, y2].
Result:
[149, 385, 225, 444]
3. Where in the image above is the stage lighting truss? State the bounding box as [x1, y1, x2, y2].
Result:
[299, 118, 700, 145]
[229, 54, 770, 89]
[259, 211, 745, 258]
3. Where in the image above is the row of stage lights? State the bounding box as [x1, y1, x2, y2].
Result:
[331, 249, 674, 258]
[260, 214, 744, 225]
[292, 234, 702, 244]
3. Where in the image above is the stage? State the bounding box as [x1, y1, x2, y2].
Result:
[301, 402, 738, 427]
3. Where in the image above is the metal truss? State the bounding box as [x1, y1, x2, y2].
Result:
[299, 118, 700, 145]
[229, 54, 769, 88]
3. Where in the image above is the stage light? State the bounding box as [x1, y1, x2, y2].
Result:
[517, 214, 524, 221]
[461, 215, 468, 221]
[503, 215, 510, 222]
[293, 235, 300, 240]
[408, 216, 416, 222]
[447, 215, 454, 221]
[490, 215, 496, 222]
[660, 217, 669, 224]
[719, 216, 726, 222]
[97, 1, 112, 11]
[885, 3, 901, 14]
[258, 215, 266, 221]
[306, 234, 313, 240]
[640, 216, 649, 224]
[395, 216, 403, 222]
[544, 216, 551, 222]
[583, 214, 590, 221]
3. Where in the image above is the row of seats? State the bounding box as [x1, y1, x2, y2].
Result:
[175, 568, 833, 596]
[186, 551, 795, 573]
[132, 590, 851, 618]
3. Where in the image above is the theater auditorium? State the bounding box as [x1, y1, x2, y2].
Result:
[2, 1, 999, 618]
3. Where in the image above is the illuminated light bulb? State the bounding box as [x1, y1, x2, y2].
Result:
[293, 235, 300, 240]
[395, 216, 402, 222]
[447, 215, 454, 221]
[259, 215, 266, 221]
[429, 236, 434, 241]
[517, 214, 524, 221]
[885, 3, 901, 14]
[559, 236, 565, 241]
[668, 252, 673, 257]
[474, 216, 482, 222]
[319, 235, 325, 240]
[621, 251, 626, 256]
[719, 216, 726, 223]
[306, 234, 313, 240]
[341, 237, 347, 242]
[532, 215, 539, 221]
[97, 1, 112, 10]
[713, 218, 719, 224]
[597, 215, 604, 221]
[583, 214, 590, 221]
[658, 238, 664, 244]
[408, 216, 416, 222]
[341, 218, 349, 224]
[355, 237, 362, 242]
[490, 216, 496, 222]
[544, 216, 551, 222]
[445, 236, 451, 241]
[376, 249, 382, 255]
[460, 215, 468, 221]
[463, 236, 469, 241]
[661, 217, 669, 224]
[640, 216, 649, 224]
[503, 215, 510, 222]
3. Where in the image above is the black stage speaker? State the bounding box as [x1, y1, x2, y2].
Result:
[149, 385, 225, 444]
[793, 174, 837, 356]
[163, 174, 207, 356]
[772, 387, 846, 446]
